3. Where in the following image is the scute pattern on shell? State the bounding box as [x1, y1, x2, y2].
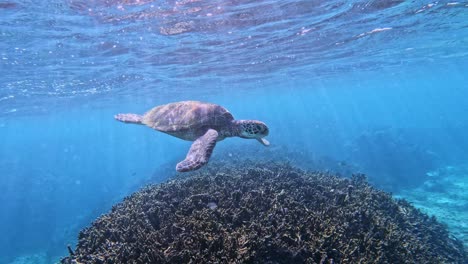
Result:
[142, 101, 234, 132]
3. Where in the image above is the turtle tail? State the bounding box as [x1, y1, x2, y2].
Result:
[114, 113, 144, 124]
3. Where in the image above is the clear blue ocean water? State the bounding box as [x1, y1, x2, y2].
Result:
[1, 0, 467, 263]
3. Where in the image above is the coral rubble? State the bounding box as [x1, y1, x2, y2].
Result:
[62, 161, 466, 264]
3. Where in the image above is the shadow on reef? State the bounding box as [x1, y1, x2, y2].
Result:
[344, 127, 438, 191]
[62, 161, 466, 263]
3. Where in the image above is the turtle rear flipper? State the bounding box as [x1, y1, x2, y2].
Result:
[176, 129, 218, 172]
[115, 113, 144, 124]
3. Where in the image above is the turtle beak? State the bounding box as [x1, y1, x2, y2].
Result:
[257, 138, 270, 146]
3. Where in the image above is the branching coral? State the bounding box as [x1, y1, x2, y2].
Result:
[62, 161, 466, 264]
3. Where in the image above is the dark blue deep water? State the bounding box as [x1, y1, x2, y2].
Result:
[1, 0, 467, 263]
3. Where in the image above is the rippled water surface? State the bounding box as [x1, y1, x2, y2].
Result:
[1, 0, 467, 114]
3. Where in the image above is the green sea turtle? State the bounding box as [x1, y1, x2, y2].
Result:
[115, 101, 270, 172]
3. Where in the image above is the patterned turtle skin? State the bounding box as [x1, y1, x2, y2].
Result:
[115, 101, 269, 172]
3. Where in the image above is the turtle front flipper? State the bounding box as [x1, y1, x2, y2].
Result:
[176, 129, 218, 172]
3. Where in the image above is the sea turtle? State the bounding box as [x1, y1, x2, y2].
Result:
[115, 101, 269, 172]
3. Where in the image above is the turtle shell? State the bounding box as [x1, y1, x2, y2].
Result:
[142, 101, 234, 133]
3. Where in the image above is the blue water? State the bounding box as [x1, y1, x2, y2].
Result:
[1, 0, 468, 262]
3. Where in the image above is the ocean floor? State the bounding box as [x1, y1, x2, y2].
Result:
[7, 252, 49, 264]
[395, 164, 468, 247]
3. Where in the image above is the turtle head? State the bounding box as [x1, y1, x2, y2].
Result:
[236, 120, 270, 146]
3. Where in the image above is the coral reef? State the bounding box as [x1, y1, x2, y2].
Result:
[62, 161, 466, 264]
